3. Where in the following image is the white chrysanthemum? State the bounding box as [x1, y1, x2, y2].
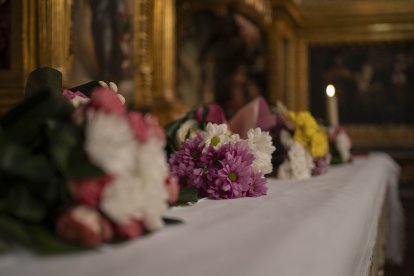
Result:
[100, 138, 169, 231]
[247, 128, 275, 174]
[135, 138, 169, 230]
[228, 133, 241, 144]
[176, 119, 198, 145]
[278, 142, 313, 180]
[280, 129, 294, 148]
[336, 131, 351, 162]
[277, 161, 292, 180]
[289, 142, 314, 179]
[203, 123, 229, 148]
[85, 110, 137, 176]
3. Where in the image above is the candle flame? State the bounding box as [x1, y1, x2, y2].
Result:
[326, 84, 335, 97]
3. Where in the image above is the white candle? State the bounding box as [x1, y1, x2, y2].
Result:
[326, 84, 339, 127]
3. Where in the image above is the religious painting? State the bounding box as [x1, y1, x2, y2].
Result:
[176, 3, 268, 118]
[70, 0, 135, 100]
[0, 0, 11, 70]
[309, 41, 414, 125]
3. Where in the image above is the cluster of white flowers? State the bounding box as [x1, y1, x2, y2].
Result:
[335, 131, 352, 163]
[202, 123, 275, 174]
[176, 119, 198, 145]
[202, 123, 239, 148]
[85, 110, 169, 231]
[278, 130, 314, 180]
[247, 128, 275, 174]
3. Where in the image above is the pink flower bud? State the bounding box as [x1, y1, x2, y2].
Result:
[165, 175, 180, 204]
[128, 112, 149, 143]
[70, 175, 113, 208]
[145, 114, 166, 142]
[56, 206, 114, 246]
[114, 220, 143, 239]
[196, 103, 227, 125]
[90, 87, 126, 115]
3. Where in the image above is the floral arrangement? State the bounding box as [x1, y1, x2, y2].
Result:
[267, 101, 331, 179]
[0, 68, 178, 251]
[169, 123, 275, 199]
[328, 127, 352, 164]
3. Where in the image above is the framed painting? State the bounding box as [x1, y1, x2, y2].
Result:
[309, 41, 414, 125]
[297, 1, 414, 149]
[308, 41, 414, 149]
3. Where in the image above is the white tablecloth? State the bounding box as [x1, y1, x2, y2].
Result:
[0, 153, 403, 276]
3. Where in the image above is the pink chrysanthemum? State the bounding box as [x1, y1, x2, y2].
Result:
[203, 142, 254, 199]
[245, 171, 267, 197]
[169, 135, 205, 188]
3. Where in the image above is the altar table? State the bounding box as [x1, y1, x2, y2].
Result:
[0, 153, 403, 276]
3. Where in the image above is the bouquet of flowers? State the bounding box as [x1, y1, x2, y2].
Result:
[169, 122, 275, 199]
[0, 68, 178, 251]
[264, 101, 331, 179]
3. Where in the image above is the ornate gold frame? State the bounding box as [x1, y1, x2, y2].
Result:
[0, 0, 73, 112]
[296, 1, 414, 148]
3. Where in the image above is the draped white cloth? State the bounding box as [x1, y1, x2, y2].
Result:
[0, 153, 403, 276]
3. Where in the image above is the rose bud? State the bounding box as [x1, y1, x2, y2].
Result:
[56, 206, 113, 246]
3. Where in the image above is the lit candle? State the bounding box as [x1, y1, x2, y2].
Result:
[326, 84, 339, 127]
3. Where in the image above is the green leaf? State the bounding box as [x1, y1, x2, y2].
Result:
[64, 159, 104, 180]
[9, 186, 47, 222]
[174, 187, 199, 206]
[0, 216, 88, 254]
[68, 81, 100, 97]
[27, 225, 87, 254]
[0, 216, 32, 246]
[162, 217, 183, 225]
[0, 144, 53, 183]
[24, 67, 62, 99]
[0, 90, 72, 145]
[46, 121, 80, 172]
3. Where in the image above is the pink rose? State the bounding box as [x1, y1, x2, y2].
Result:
[128, 112, 149, 143]
[165, 175, 180, 204]
[145, 114, 166, 142]
[114, 219, 143, 239]
[56, 206, 113, 246]
[90, 87, 126, 115]
[70, 175, 113, 208]
[196, 103, 227, 125]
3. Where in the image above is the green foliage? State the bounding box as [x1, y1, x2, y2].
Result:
[174, 187, 199, 206]
[164, 105, 207, 155]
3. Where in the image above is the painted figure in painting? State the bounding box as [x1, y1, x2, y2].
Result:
[310, 43, 414, 124]
[177, 8, 267, 118]
[71, 0, 134, 99]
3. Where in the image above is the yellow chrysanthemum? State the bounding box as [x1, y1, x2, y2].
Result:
[310, 131, 329, 158]
[289, 111, 329, 158]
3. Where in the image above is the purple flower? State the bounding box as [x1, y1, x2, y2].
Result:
[204, 142, 254, 199]
[312, 153, 331, 175]
[245, 171, 267, 197]
[169, 135, 205, 188]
